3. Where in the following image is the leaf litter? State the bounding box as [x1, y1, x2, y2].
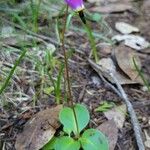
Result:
[97, 120, 118, 150]
[114, 45, 143, 83]
[0, 0, 150, 150]
[15, 105, 62, 150]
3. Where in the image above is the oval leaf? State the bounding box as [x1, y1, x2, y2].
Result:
[59, 104, 90, 135]
[74, 104, 90, 133]
[55, 136, 80, 150]
[43, 137, 57, 150]
[80, 129, 109, 150]
[59, 107, 76, 135]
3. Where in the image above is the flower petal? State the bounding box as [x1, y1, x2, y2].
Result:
[65, 0, 84, 11]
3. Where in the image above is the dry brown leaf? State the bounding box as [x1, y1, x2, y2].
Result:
[97, 120, 118, 150]
[144, 129, 150, 148]
[115, 22, 139, 34]
[114, 45, 143, 83]
[91, 58, 139, 85]
[15, 105, 62, 150]
[112, 35, 150, 50]
[104, 104, 126, 129]
[90, 3, 133, 13]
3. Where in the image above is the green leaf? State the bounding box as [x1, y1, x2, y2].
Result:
[54, 136, 80, 150]
[80, 129, 109, 150]
[43, 87, 54, 95]
[42, 137, 57, 150]
[59, 104, 90, 135]
[59, 107, 75, 135]
[75, 104, 90, 134]
[95, 102, 114, 112]
[66, 12, 75, 29]
[91, 13, 102, 22]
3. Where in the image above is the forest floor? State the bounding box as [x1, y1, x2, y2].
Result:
[0, 0, 150, 150]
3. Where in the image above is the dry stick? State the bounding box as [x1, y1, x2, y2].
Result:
[88, 59, 145, 150]
[109, 72, 145, 150]
[61, 6, 72, 105]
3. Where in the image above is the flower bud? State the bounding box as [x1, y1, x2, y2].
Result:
[65, 0, 84, 12]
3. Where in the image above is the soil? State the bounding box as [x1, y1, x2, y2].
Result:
[0, 0, 150, 150]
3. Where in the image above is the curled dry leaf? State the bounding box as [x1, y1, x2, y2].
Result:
[112, 34, 150, 50]
[15, 105, 62, 150]
[89, 57, 139, 85]
[114, 45, 143, 83]
[104, 104, 126, 129]
[97, 120, 118, 150]
[115, 22, 139, 34]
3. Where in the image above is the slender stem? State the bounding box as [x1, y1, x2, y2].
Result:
[61, 5, 72, 105]
[82, 23, 99, 63]
[61, 5, 80, 137]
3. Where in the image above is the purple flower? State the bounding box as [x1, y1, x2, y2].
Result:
[65, 0, 84, 11]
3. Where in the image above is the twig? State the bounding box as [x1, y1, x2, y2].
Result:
[109, 72, 145, 150]
[88, 59, 145, 150]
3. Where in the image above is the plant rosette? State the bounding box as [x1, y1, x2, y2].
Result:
[43, 104, 109, 150]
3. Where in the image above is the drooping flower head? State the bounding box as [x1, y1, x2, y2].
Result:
[65, 0, 84, 12]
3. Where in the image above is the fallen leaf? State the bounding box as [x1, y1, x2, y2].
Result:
[104, 104, 126, 129]
[89, 58, 139, 85]
[97, 120, 118, 150]
[112, 34, 150, 50]
[97, 43, 112, 55]
[90, 3, 133, 13]
[144, 130, 150, 148]
[141, 0, 150, 17]
[15, 105, 62, 150]
[114, 45, 143, 83]
[115, 22, 139, 34]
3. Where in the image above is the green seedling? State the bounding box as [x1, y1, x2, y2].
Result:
[43, 2, 109, 150]
[43, 103, 109, 150]
[95, 101, 114, 112]
[45, 49, 64, 104]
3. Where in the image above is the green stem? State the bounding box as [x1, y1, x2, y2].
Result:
[82, 23, 99, 63]
[61, 5, 80, 137]
[0, 48, 27, 95]
[30, 0, 42, 32]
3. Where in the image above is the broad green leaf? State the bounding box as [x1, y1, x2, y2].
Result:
[59, 104, 90, 135]
[54, 136, 80, 150]
[42, 137, 57, 150]
[59, 107, 75, 135]
[75, 104, 90, 134]
[80, 129, 109, 150]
